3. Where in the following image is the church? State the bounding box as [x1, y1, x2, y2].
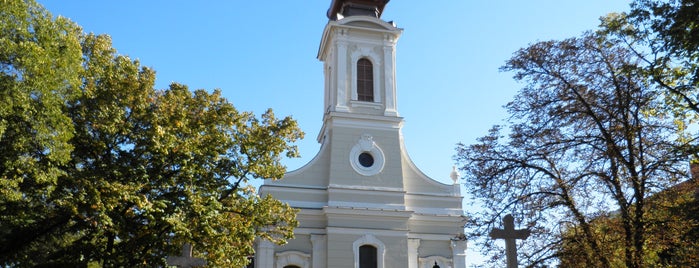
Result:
[257, 0, 467, 267]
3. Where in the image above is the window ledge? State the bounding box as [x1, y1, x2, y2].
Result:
[350, 100, 383, 110]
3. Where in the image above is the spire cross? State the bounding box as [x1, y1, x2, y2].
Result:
[489, 214, 530, 268]
[166, 243, 207, 268]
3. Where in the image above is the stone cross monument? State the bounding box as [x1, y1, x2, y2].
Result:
[489, 214, 530, 268]
[166, 243, 207, 268]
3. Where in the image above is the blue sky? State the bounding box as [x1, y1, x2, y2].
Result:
[38, 1, 632, 265]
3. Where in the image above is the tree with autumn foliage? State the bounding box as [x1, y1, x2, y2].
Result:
[455, 27, 694, 267]
[1, 1, 303, 267]
[623, 0, 699, 119]
[553, 1, 699, 266]
[558, 177, 699, 267]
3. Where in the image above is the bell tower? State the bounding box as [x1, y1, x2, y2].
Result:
[258, 1, 467, 267]
[318, 0, 400, 119]
[314, 0, 406, 191]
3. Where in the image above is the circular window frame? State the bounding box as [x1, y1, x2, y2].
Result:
[349, 134, 385, 176]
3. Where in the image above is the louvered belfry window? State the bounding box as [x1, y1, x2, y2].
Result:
[357, 58, 374, 102]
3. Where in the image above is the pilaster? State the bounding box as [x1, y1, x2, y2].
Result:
[408, 238, 421, 268]
[383, 34, 397, 116]
[255, 239, 275, 268]
[451, 239, 468, 268]
[310, 234, 327, 268]
[335, 36, 350, 112]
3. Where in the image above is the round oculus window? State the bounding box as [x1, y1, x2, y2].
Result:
[358, 152, 374, 167]
[349, 134, 385, 176]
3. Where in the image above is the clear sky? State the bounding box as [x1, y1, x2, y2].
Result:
[38, 1, 632, 265]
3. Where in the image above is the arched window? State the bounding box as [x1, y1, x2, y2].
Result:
[359, 245, 377, 268]
[356, 58, 374, 102]
[353, 234, 384, 268]
[275, 251, 310, 268]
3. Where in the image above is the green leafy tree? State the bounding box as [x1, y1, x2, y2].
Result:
[455, 30, 693, 267]
[1, 0, 83, 264]
[1, 1, 303, 267]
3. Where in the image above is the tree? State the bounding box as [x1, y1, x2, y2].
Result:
[455, 30, 693, 267]
[1, 1, 303, 267]
[1, 0, 83, 264]
[558, 176, 699, 267]
[628, 0, 699, 58]
[603, 0, 699, 122]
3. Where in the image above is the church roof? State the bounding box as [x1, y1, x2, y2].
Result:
[327, 0, 390, 20]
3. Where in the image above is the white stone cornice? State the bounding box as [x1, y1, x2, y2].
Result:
[349, 100, 384, 110]
[336, 16, 402, 31]
[325, 111, 404, 125]
[293, 227, 327, 235]
[323, 206, 413, 218]
[407, 207, 466, 216]
[328, 183, 404, 193]
[328, 201, 405, 211]
[405, 190, 465, 199]
[261, 184, 327, 191]
[409, 213, 466, 225]
[318, 16, 402, 61]
[284, 201, 327, 209]
[328, 227, 408, 237]
[407, 233, 457, 241]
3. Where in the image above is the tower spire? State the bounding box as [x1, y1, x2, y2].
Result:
[327, 0, 390, 20]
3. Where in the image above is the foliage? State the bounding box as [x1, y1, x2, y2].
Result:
[1, 1, 303, 267]
[559, 178, 699, 267]
[0, 0, 82, 225]
[458, 1, 699, 267]
[1, 0, 83, 265]
[603, 0, 699, 123]
[628, 0, 699, 60]
[455, 29, 693, 267]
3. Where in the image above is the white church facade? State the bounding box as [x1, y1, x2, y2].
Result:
[257, 1, 467, 267]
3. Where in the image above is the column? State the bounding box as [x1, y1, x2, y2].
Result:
[255, 239, 275, 268]
[310, 234, 327, 268]
[408, 238, 420, 268]
[451, 239, 467, 268]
